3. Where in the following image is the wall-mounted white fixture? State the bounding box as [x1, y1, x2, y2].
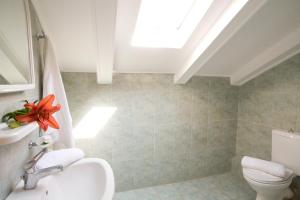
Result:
[6, 158, 115, 200]
[0, 122, 38, 145]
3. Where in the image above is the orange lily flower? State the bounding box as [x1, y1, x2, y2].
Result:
[16, 94, 61, 131]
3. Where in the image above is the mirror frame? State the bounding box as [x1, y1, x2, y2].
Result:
[0, 0, 35, 93]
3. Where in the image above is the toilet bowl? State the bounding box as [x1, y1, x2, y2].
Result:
[241, 129, 300, 200]
[243, 168, 294, 200]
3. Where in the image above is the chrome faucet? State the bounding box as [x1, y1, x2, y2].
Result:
[22, 148, 63, 190]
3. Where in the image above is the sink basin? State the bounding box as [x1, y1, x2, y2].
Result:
[6, 158, 115, 200]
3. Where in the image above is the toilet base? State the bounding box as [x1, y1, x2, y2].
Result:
[255, 188, 293, 200]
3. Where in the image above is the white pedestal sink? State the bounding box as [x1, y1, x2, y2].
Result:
[6, 158, 115, 200]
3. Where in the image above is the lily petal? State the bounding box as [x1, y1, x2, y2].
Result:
[15, 114, 35, 123]
[48, 115, 60, 129]
[49, 104, 61, 114]
[37, 94, 55, 111]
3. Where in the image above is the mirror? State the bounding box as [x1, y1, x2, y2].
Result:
[0, 0, 35, 93]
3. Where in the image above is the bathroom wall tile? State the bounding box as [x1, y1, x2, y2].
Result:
[0, 131, 39, 199]
[155, 160, 190, 184]
[271, 93, 297, 130]
[208, 90, 238, 121]
[236, 121, 272, 160]
[235, 54, 300, 195]
[131, 111, 155, 131]
[189, 138, 207, 161]
[90, 140, 113, 162]
[154, 160, 181, 184]
[112, 160, 135, 191]
[132, 159, 157, 188]
[173, 123, 191, 144]
[207, 120, 236, 152]
[205, 150, 231, 175]
[66, 55, 300, 194]
[252, 91, 273, 126]
[63, 73, 238, 191]
[173, 140, 191, 161]
[112, 74, 135, 90]
[254, 68, 275, 93]
[155, 92, 178, 125]
[187, 158, 211, 179]
[190, 125, 207, 160]
[249, 124, 272, 160]
[75, 139, 92, 154]
[191, 92, 209, 126]
[290, 53, 300, 64]
[236, 120, 254, 157]
[272, 60, 300, 94]
[112, 138, 154, 162]
[230, 155, 244, 178]
[209, 78, 233, 93]
[87, 85, 112, 106]
[237, 90, 257, 122]
[155, 140, 174, 162]
[154, 123, 176, 161]
[188, 76, 210, 94]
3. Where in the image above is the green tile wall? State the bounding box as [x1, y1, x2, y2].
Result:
[234, 53, 300, 199]
[62, 74, 238, 191]
[63, 54, 300, 196]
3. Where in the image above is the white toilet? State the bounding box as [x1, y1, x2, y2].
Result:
[242, 129, 300, 200]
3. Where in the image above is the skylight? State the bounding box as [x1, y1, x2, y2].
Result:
[131, 0, 214, 49]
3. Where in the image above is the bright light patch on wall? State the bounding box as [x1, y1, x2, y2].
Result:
[73, 106, 117, 139]
[131, 0, 214, 49]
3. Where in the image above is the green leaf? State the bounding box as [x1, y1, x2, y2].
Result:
[8, 121, 22, 129]
[2, 108, 30, 123]
[21, 100, 29, 104]
[1, 112, 14, 122]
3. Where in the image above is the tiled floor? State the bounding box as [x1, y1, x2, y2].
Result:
[113, 173, 256, 200]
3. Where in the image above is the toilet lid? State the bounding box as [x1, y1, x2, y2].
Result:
[243, 168, 293, 184]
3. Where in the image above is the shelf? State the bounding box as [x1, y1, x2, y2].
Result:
[0, 122, 39, 145]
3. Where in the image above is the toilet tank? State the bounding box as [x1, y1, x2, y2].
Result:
[272, 130, 300, 175]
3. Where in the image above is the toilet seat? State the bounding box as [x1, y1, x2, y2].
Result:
[243, 168, 294, 185]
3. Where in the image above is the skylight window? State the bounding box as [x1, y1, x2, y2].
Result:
[131, 0, 214, 49]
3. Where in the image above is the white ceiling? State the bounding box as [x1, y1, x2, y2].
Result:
[114, 0, 235, 74]
[32, 0, 97, 72]
[32, 0, 300, 85]
[196, 0, 300, 78]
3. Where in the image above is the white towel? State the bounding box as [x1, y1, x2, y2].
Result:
[241, 156, 286, 178]
[243, 168, 294, 183]
[41, 38, 74, 149]
[36, 148, 85, 170]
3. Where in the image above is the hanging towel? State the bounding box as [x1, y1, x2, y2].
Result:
[241, 156, 286, 178]
[36, 148, 85, 170]
[41, 38, 74, 149]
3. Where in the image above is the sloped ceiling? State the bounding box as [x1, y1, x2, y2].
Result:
[195, 0, 300, 85]
[32, 0, 300, 85]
